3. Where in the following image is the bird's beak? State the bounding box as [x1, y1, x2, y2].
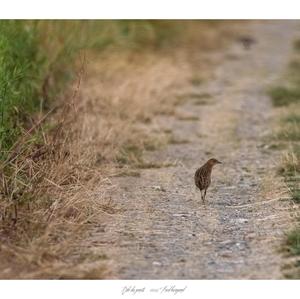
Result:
[217, 161, 222, 164]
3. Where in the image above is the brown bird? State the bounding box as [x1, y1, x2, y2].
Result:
[194, 158, 222, 202]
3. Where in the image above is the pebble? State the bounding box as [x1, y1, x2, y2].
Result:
[152, 261, 162, 266]
[152, 185, 166, 192]
[236, 218, 249, 224]
[174, 214, 188, 218]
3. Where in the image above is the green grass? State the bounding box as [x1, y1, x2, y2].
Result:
[291, 188, 300, 203]
[0, 20, 223, 157]
[283, 114, 300, 124]
[278, 167, 299, 177]
[0, 21, 43, 152]
[189, 76, 203, 86]
[289, 60, 300, 73]
[277, 123, 300, 141]
[174, 92, 212, 106]
[286, 228, 300, 255]
[272, 39, 300, 278]
[0, 20, 83, 156]
[268, 143, 286, 150]
[0, 20, 200, 159]
[269, 86, 300, 107]
[193, 98, 211, 105]
[178, 92, 212, 100]
[177, 115, 199, 121]
[294, 39, 300, 51]
[284, 227, 300, 278]
[114, 169, 141, 177]
[136, 161, 175, 169]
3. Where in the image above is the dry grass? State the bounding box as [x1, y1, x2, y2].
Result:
[270, 45, 300, 278]
[279, 150, 300, 175]
[259, 172, 287, 199]
[176, 114, 200, 121]
[0, 21, 238, 278]
[74, 51, 197, 171]
[0, 68, 113, 278]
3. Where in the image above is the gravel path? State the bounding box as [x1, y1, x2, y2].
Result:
[92, 21, 298, 279]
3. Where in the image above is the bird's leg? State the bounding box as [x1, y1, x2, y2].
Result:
[200, 190, 204, 203]
[204, 189, 207, 201]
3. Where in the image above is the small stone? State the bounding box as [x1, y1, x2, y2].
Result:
[152, 261, 162, 266]
[236, 218, 249, 224]
[152, 185, 166, 192]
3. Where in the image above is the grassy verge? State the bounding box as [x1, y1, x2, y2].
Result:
[0, 20, 238, 278]
[269, 38, 300, 278]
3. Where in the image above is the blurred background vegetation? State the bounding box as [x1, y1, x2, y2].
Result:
[269, 38, 300, 279]
[0, 20, 225, 156]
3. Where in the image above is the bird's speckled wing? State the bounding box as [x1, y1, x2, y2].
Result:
[194, 166, 211, 190]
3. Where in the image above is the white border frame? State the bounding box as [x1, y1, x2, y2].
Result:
[1, 0, 300, 19]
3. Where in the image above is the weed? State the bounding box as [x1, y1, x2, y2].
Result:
[143, 137, 164, 151]
[189, 76, 203, 86]
[0, 21, 43, 152]
[286, 228, 300, 255]
[269, 86, 300, 107]
[168, 135, 190, 144]
[188, 92, 212, 99]
[278, 151, 300, 176]
[291, 188, 300, 203]
[176, 92, 212, 105]
[289, 60, 300, 72]
[136, 160, 175, 169]
[116, 144, 143, 165]
[294, 39, 300, 51]
[163, 128, 172, 134]
[114, 170, 141, 177]
[193, 98, 211, 105]
[277, 123, 300, 141]
[268, 143, 286, 150]
[273, 39, 300, 278]
[284, 114, 300, 124]
[177, 114, 199, 121]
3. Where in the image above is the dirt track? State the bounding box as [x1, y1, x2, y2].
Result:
[91, 21, 299, 279]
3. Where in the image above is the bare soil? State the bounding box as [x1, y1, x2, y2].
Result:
[88, 21, 299, 279]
